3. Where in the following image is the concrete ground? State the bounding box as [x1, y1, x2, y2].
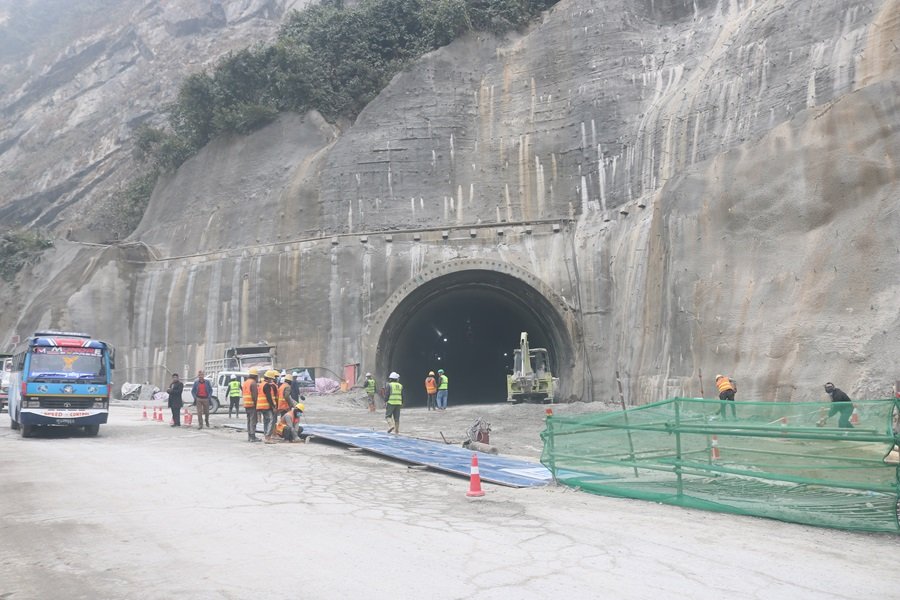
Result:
[1, 396, 899, 599]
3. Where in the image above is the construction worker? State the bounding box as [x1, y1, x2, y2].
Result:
[260, 369, 279, 442]
[276, 374, 293, 417]
[364, 372, 377, 412]
[818, 382, 854, 428]
[436, 368, 449, 411]
[242, 368, 260, 442]
[424, 371, 437, 411]
[278, 402, 305, 442]
[385, 372, 403, 434]
[290, 371, 301, 403]
[715, 374, 737, 419]
[227, 375, 242, 418]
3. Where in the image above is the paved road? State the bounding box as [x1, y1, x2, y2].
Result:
[1, 406, 898, 599]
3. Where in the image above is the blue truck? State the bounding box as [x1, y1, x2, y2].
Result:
[7, 331, 115, 437]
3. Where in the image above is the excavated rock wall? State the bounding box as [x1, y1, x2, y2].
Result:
[3, 0, 899, 403]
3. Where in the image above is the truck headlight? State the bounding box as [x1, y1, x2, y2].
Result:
[92, 401, 107, 409]
[25, 400, 41, 408]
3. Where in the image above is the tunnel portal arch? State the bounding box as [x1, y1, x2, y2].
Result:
[368, 259, 578, 405]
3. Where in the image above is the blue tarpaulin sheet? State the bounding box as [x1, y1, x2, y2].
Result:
[226, 422, 551, 488]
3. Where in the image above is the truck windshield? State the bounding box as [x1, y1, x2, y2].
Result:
[28, 348, 105, 382]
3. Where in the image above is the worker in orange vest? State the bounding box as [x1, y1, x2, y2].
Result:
[242, 368, 260, 442]
[715, 374, 737, 419]
[259, 369, 279, 443]
[276, 374, 293, 417]
[424, 371, 437, 411]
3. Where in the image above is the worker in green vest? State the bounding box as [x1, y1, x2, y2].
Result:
[436, 368, 449, 410]
[364, 372, 377, 412]
[227, 375, 242, 418]
[384, 372, 403, 434]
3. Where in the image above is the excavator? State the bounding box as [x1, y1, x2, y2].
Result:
[507, 332, 556, 403]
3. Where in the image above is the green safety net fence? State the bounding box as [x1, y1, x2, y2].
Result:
[540, 398, 900, 533]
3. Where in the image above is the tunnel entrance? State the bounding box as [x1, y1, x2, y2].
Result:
[375, 268, 575, 406]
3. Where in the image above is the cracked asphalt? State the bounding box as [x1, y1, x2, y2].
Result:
[1, 397, 898, 599]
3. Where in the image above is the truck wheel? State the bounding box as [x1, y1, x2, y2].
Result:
[20, 423, 34, 438]
[84, 424, 100, 436]
[210, 396, 220, 414]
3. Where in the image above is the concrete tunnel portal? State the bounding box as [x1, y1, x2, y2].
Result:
[374, 268, 576, 406]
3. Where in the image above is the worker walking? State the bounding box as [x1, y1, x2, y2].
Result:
[424, 371, 437, 411]
[260, 370, 279, 443]
[385, 372, 403, 434]
[818, 382, 854, 428]
[227, 375, 242, 418]
[364, 372, 377, 412]
[193, 370, 214, 429]
[243, 368, 260, 442]
[436, 369, 449, 411]
[715, 374, 737, 419]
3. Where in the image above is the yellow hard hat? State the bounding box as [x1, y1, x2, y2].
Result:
[295, 403, 305, 412]
[284, 373, 293, 381]
[264, 369, 278, 379]
[248, 367, 258, 376]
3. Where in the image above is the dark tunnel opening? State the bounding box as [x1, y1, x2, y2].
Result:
[376, 269, 573, 406]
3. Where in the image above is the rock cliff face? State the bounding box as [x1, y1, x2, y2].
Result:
[2, 0, 899, 404]
[0, 0, 306, 237]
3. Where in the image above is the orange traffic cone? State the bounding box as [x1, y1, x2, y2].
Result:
[156, 407, 163, 422]
[545, 407, 553, 417]
[142, 406, 148, 420]
[466, 453, 485, 497]
[151, 406, 157, 421]
[185, 410, 193, 427]
[851, 408, 860, 426]
[710, 435, 720, 460]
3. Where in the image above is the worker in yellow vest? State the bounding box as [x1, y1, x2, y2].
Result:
[242, 368, 260, 442]
[384, 372, 403, 434]
[364, 372, 377, 412]
[436, 369, 449, 411]
[227, 375, 242, 418]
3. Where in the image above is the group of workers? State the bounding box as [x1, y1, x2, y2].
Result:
[362, 369, 451, 435]
[237, 368, 306, 443]
[715, 373, 857, 428]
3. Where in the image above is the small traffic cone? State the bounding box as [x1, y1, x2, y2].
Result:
[142, 406, 148, 420]
[851, 408, 860, 426]
[156, 407, 163, 422]
[185, 410, 193, 427]
[466, 453, 485, 497]
[545, 407, 553, 417]
[151, 406, 157, 421]
[710, 435, 720, 460]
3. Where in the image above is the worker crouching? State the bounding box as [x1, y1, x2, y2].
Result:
[276, 402, 305, 442]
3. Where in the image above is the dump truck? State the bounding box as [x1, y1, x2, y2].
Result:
[507, 332, 556, 403]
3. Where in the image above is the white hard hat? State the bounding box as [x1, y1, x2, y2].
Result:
[230, 375, 237, 380]
[366, 372, 372, 377]
[389, 371, 400, 379]
[280, 370, 287, 376]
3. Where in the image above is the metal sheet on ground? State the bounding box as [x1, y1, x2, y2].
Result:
[226, 423, 551, 488]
